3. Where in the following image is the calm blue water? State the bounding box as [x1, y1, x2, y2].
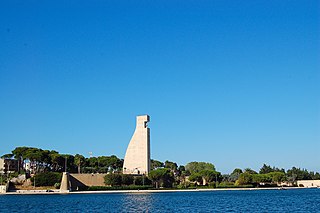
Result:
[0, 189, 320, 212]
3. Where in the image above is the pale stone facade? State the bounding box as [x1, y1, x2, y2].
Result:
[297, 180, 320, 187]
[0, 182, 9, 194]
[0, 158, 18, 173]
[123, 115, 150, 175]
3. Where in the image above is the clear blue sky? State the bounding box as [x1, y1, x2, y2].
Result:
[0, 1, 319, 174]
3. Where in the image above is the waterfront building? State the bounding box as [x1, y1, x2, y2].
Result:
[297, 180, 320, 188]
[123, 115, 151, 175]
[0, 158, 18, 173]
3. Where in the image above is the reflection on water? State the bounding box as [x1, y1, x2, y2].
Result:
[122, 193, 154, 212]
[0, 189, 319, 212]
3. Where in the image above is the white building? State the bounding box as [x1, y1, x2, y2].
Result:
[297, 180, 320, 188]
[0, 158, 18, 173]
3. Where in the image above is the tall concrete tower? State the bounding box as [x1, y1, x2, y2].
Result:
[123, 115, 150, 175]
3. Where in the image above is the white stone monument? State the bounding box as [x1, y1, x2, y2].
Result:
[123, 115, 150, 175]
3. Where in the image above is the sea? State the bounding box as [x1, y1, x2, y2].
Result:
[0, 188, 319, 212]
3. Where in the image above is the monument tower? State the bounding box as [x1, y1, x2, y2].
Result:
[123, 115, 150, 175]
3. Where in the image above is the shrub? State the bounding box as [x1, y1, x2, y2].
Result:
[208, 182, 216, 188]
[134, 176, 152, 186]
[104, 173, 122, 186]
[31, 172, 62, 187]
[54, 182, 61, 189]
[87, 185, 153, 191]
[122, 174, 134, 185]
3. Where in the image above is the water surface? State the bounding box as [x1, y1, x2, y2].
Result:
[1, 188, 319, 212]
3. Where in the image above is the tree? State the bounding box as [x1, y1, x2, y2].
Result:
[134, 175, 151, 186]
[189, 173, 203, 185]
[259, 164, 273, 174]
[104, 173, 122, 186]
[178, 165, 185, 172]
[252, 174, 272, 185]
[176, 165, 186, 177]
[60, 154, 76, 173]
[199, 170, 220, 184]
[149, 168, 174, 188]
[151, 159, 164, 170]
[12, 147, 30, 172]
[50, 152, 64, 172]
[121, 174, 134, 185]
[185, 162, 215, 174]
[1, 154, 13, 159]
[31, 172, 62, 187]
[310, 172, 320, 180]
[244, 168, 257, 174]
[229, 168, 242, 182]
[74, 154, 85, 174]
[108, 155, 123, 171]
[238, 173, 253, 185]
[269, 172, 286, 183]
[25, 148, 44, 173]
[287, 167, 312, 181]
[164, 160, 178, 172]
[259, 164, 285, 174]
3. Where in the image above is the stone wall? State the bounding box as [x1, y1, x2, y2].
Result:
[69, 173, 106, 190]
[297, 180, 320, 187]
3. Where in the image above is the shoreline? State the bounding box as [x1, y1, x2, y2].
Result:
[2, 187, 310, 195]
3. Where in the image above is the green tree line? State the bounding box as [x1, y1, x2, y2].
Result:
[2, 146, 123, 174]
[2, 147, 320, 189]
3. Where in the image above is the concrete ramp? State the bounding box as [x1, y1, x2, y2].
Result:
[69, 174, 106, 191]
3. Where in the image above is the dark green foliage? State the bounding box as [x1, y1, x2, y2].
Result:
[185, 162, 215, 174]
[7, 146, 124, 174]
[259, 164, 285, 174]
[74, 154, 85, 173]
[178, 165, 185, 172]
[54, 183, 61, 189]
[237, 171, 287, 186]
[149, 168, 174, 188]
[1, 153, 13, 159]
[4, 147, 320, 190]
[199, 170, 220, 183]
[188, 173, 203, 184]
[151, 159, 164, 170]
[310, 172, 320, 180]
[31, 172, 62, 187]
[104, 174, 150, 186]
[121, 174, 134, 185]
[0, 174, 7, 185]
[219, 184, 254, 188]
[287, 167, 313, 181]
[87, 185, 153, 191]
[269, 172, 286, 183]
[228, 168, 242, 182]
[134, 175, 151, 185]
[251, 174, 272, 184]
[244, 168, 257, 174]
[238, 172, 253, 185]
[164, 160, 178, 172]
[217, 182, 237, 188]
[104, 173, 122, 186]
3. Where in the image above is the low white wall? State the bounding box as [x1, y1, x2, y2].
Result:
[297, 180, 320, 187]
[0, 182, 9, 193]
